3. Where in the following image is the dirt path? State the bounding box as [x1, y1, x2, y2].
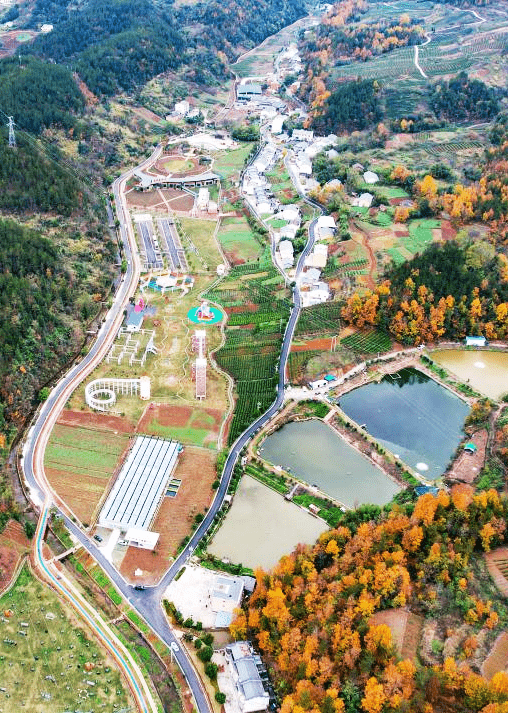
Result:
[351, 221, 376, 290]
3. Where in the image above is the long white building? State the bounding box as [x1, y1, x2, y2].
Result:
[99, 436, 181, 532]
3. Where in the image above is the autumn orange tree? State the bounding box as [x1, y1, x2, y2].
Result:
[232, 488, 508, 713]
[341, 240, 508, 345]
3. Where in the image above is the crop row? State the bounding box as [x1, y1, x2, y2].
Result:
[341, 330, 392, 354]
[217, 350, 279, 381]
[295, 301, 343, 336]
[339, 259, 368, 270]
[227, 309, 288, 326]
[423, 141, 483, 155]
[228, 378, 279, 443]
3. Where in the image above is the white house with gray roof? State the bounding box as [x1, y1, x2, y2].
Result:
[225, 642, 270, 713]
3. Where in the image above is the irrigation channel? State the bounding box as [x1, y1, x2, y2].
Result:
[20, 135, 321, 713]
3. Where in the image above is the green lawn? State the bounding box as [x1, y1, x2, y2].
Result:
[0, 565, 130, 712]
[376, 186, 409, 199]
[406, 218, 441, 252]
[217, 216, 262, 262]
[214, 144, 252, 180]
[143, 419, 211, 447]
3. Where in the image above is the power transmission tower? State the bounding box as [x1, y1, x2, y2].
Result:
[7, 116, 16, 148]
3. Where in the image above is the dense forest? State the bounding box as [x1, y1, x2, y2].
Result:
[233, 487, 508, 713]
[431, 73, 501, 122]
[0, 56, 84, 134]
[0, 134, 84, 215]
[0, 216, 115, 445]
[314, 79, 382, 133]
[341, 240, 508, 343]
[20, 0, 307, 95]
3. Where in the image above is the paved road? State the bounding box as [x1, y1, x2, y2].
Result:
[20, 140, 319, 713]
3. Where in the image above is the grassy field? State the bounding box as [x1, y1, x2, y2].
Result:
[162, 157, 195, 172]
[217, 216, 262, 263]
[179, 216, 223, 269]
[45, 425, 128, 476]
[44, 424, 129, 523]
[214, 143, 252, 181]
[141, 421, 211, 446]
[0, 565, 132, 712]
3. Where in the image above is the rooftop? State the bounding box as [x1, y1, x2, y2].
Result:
[99, 436, 181, 531]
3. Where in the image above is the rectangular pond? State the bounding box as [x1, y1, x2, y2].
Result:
[259, 419, 400, 508]
[431, 349, 508, 401]
[208, 475, 328, 570]
[339, 367, 470, 479]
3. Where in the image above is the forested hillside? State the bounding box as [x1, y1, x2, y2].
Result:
[431, 72, 501, 122]
[0, 214, 115, 458]
[341, 240, 508, 344]
[0, 56, 84, 134]
[20, 0, 307, 95]
[233, 488, 508, 713]
[0, 134, 83, 214]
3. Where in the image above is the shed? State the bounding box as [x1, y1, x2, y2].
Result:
[465, 336, 487, 347]
[464, 442, 477, 453]
[324, 374, 335, 382]
[125, 529, 160, 550]
[414, 485, 439, 497]
[125, 310, 144, 332]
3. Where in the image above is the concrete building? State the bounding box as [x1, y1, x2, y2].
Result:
[175, 100, 190, 116]
[293, 128, 314, 142]
[211, 575, 244, 616]
[237, 83, 262, 101]
[277, 205, 300, 222]
[278, 240, 294, 268]
[351, 192, 374, 208]
[309, 242, 328, 269]
[271, 115, 286, 134]
[225, 642, 270, 713]
[279, 224, 298, 241]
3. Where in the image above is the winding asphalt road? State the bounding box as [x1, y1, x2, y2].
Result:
[20, 141, 318, 713]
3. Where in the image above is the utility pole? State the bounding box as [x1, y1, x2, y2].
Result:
[7, 116, 16, 148]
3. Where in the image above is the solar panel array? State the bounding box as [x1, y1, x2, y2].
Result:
[99, 436, 180, 531]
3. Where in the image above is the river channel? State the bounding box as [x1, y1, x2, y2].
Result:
[431, 349, 508, 400]
[339, 367, 469, 479]
[260, 419, 400, 507]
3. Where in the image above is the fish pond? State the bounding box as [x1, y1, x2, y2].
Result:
[260, 419, 400, 508]
[431, 349, 508, 401]
[339, 367, 470, 479]
[208, 475, 327, 570]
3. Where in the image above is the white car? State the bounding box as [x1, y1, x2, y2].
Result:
[170, 641, 179, 653]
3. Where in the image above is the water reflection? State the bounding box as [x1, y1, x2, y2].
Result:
[339, 368, 469, 479]
[261, 419, 400, 507]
